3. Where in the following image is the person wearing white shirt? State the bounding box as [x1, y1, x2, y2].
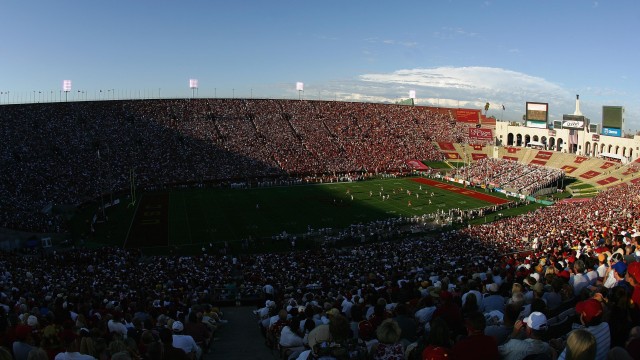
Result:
[603, 253, 624, 289]
[280, 318, 306, 358]
[107, 317, 128, 339]
[462, 281, 484, 312]
[341, 297, 353, 318]
[570, 260, 590, 296]
[596, 253, 609, 282]
[556, 298, 609, 360]
[499, 312, 554, 360]
[55, 335, 97, 360]
[171, 321, 201, 359]
[414, 297, 437, 326]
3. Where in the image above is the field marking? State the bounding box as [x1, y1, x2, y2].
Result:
[411, 178, 509, 205]
[123, 193, 143, 248]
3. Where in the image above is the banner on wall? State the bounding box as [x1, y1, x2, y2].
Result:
[456, 109, 481, 123]
[468, 127, 493, 141]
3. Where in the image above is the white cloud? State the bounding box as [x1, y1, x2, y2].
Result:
[434, 27, 478, 39]
[365, 38, 418, 48]
[359, 66, 568, 99]
[337, 66, 572, 118]
[288, 66, 639, 130]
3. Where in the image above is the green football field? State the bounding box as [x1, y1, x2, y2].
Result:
[77, 177, 510, 254]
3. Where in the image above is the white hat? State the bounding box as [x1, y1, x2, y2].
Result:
[486, 283, 499, 293]
[523, 311, 548, 331]
[172, 321, 184, 332]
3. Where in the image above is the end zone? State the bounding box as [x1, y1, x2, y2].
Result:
[124, 193, 170, 248]
[411, 178, 509, 205]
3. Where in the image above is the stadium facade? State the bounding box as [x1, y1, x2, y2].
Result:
[493, 122, 640, 163]
[491, 96, 637, 164]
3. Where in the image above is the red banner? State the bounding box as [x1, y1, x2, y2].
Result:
[574, 156, 588, 163]
[468, 127, 493, 142]
[507, 147, 519, 153]
[597, 177, 618, 185]
[561, 165, 577, 173]
[503, 156, 518, 161]
[444, 152, 461, 159]
[535, 151, 553, 160]
[437, 142, 455, 151]
[472, 153, 488, 160]
[456, 109, 480, 123]
[600, 162, 615, 169]
[530, 159, 547, 166]
[405, 160, 429, 170]
[472, 144, 483, 150]
[482, 117, 496, 125]
[580, 170, 601, 179]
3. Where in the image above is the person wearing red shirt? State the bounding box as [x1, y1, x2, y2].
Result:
[450, 311, 499, 360]
[626, 261, 640, 326]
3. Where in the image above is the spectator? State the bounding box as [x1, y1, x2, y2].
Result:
[486, 302, 522, 346]
[183, 312, 212, 354]
[158, 328, 189, 360]
[279, 316, 305, 359]
[564, 329, 596, 360]
[626, 262, 640, 314]
[13, 325, 35, 360]
[370, 319, 404, 360]
[498, 311, 554, 360]
[432, 291, 464, 339]
[393, 303, 418, 345]
[171, 321, 201, 359]
[0, 347, 12, 360]
[420, 317, 452, 360]
[450, 311, 499, 360]
[54, 332, 96, 360]
[557, 298, 610, 360]
[26, 347, 48, 360]
[483, 283, 506, 314]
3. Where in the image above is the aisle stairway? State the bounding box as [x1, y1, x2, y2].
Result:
[204, 306, 276, 360]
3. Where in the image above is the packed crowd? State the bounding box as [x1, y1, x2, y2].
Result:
[253, 182, 640, 360]
[448, 158, 565, 195]
[1, 99, 475, 232]
[1, 181, 640, 359]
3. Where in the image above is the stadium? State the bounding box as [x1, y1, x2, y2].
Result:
[1, 94, 640, 359]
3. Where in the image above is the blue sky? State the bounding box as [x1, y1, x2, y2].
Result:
[2, 0, 640, 131]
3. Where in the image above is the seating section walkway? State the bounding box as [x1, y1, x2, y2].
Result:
[205, 306, 275, 360]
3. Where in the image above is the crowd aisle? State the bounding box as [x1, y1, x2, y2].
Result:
[204, 307, 274, 360]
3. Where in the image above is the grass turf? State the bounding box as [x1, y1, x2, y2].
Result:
[75, 177, 514, 254]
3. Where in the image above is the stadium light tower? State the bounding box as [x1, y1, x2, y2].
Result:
[63, 80, 72, 102]
[296, 82, 304, 100]
[189, 78, 198, 98]
[409, 90, 416, 106]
